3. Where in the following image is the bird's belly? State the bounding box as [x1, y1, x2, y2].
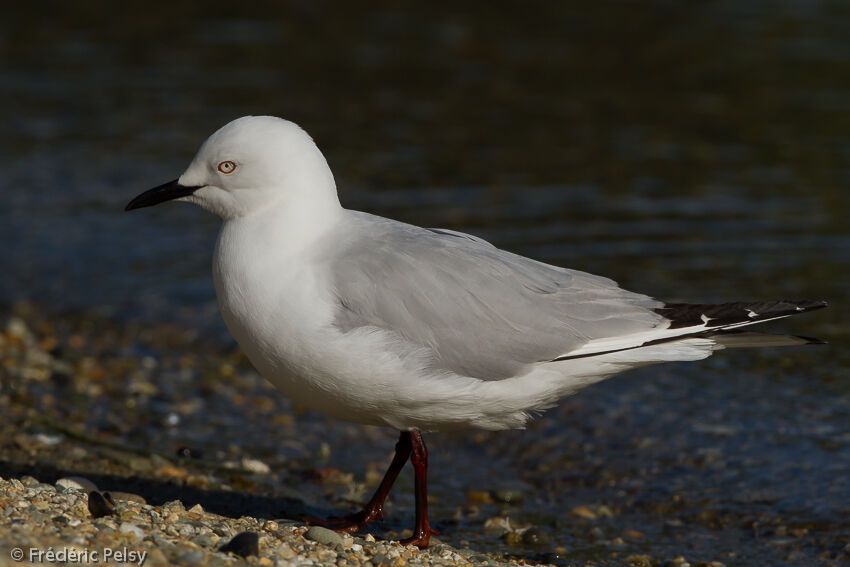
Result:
[213, 262, 392, 425]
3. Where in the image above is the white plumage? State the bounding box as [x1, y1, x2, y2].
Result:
[126, 115, 824, 432]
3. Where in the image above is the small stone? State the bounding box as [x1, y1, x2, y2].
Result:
[521, 527, 550, 545]
[69, 447, 88, 459]
[589, 526, 604, 539]
[156, 464, 188, 479]
[162, 499, 185, 512]
[32, 499, 50, 511]
[57, 476, 98, 492]
[242, 457, 272, 474]
[150, 453, 172, 468]
[483, 516, 513, 533]
[272, 518, 301, 528]
[596, 505, 614, 518]
[126, 456, 154, 472]
[34, 433, 62, 446]
[263, 520, 279, 531]
[188, 503, 204, 514]
[6, 317, 29, 337]
[571, 505, 597, 520]
[29, 511, 48, 524]
[626, 555, 653, 567]
[467, 491, 493, 505]
[87, 490, 115, 518]
[191, 534, 219, 548]
[109, 491, 147, 504]
[119, 522, 145, 540]
[275, 543, 297, 559]
[305, 525, 345, 547]
[179, 550, 206, 563]
[145, 550, 168, 565]
[219, 531, 259, 558]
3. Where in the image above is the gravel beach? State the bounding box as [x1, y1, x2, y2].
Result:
[0, 475, 528, 567]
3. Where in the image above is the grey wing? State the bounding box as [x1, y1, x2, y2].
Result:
[324, 213, 664, 380]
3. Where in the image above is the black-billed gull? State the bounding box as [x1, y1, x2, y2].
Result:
[126, 115, 826, 548]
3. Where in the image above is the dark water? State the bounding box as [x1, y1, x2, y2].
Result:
[3, 2, 849, 565]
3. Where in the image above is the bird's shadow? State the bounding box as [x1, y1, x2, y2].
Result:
[0, 458, 432, 543]
[0, 459, 306, 521]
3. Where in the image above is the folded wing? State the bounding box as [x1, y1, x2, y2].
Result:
[324, 213, 666, 379]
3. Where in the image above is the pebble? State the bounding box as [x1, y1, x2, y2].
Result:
[34, 432, 63, 446]
[109, 491, 147, 504]
[467, 490, 494, 505]
[304, 525, 345, 547]
[126, 456, 154, 472]
[483, 516, 514, 534]
[56, 476, 98, 492]
[570, 505, 597, 520]
[119, 522, 145, 539]
[179, 549, 206, 563]
[191, 534, 220, 547]
[276, 543, 298, 559]
[242, 457, 272, 474]
[520, 527, 550, 546]
[626, 555, 653, 567]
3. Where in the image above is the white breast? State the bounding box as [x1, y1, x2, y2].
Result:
[211, 213, 414, 425]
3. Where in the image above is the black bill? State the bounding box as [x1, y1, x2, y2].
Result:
[125, 179, 203, 211]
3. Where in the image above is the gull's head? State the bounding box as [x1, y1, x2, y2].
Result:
[126, 116, 338, 220]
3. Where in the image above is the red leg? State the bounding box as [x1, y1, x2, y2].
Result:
[399, 429, 435, 548]
[304, 431, 412, 533]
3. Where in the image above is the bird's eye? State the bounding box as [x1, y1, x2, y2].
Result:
[217, 160, 237, 174]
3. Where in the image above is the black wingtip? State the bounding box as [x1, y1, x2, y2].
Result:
[657, 299, 828, 330]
